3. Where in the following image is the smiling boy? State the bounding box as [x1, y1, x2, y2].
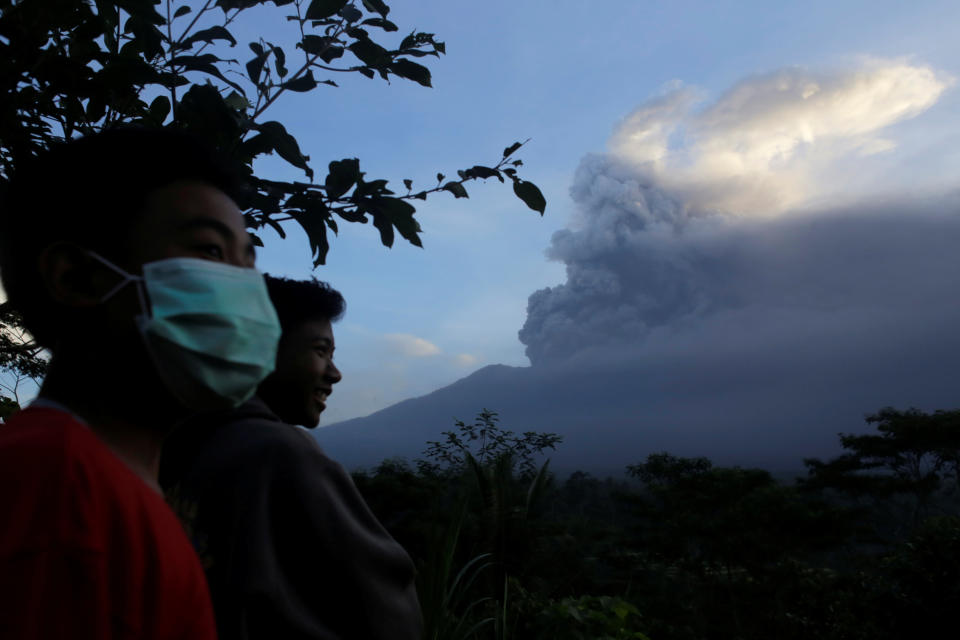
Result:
[0, 129, 280, 638]
[161, 276, 422, 640]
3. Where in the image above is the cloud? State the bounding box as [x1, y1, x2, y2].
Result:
[454, 353, 478, 367]
[520, 59, 960, 373]
[610, 59, 950, 213]
[383, 333, 442, 357]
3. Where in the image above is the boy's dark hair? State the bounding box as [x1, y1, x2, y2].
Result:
[264, 275, 346, 331]
[0, 128, 243, 348]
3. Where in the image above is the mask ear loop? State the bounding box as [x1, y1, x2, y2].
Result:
[86, 251, 150, 317]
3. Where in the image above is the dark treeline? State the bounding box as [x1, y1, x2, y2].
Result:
[349, 407, 960, 640]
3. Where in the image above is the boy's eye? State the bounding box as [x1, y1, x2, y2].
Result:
[196, 244, 225, 259]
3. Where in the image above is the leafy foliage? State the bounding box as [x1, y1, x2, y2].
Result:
[0, 0, 545, 265]
[422, 408, 563, 479]
[353, 407, 960, 639]
[0, 303, 46, 380]
[0, 0, 547, 396]
[876, 515, 960, 638]
[802, 407, 960, 529]
[417, 507, 495, 640]
[513, 590, 651, 640]
[0, 301, 47, 401]
[0, 394, 19, 420]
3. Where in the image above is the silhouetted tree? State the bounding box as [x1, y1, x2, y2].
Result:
[803, 407, 960, 530]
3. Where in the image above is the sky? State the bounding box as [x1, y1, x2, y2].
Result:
[5, 0, 960, 426]
[240, 0, 960, 424]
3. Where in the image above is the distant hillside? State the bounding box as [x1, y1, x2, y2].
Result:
[311, 347, 959, 476]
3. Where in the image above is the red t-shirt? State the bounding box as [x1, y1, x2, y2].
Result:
[0, 407, 217, 639]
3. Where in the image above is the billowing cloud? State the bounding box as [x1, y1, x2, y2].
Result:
[520, 59, 960, 373]
[454, 353, 478, 367]
[610, 59, 950, 213]
[384, 333, 441, 357]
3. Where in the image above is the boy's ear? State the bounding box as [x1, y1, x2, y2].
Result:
[36, 242, 110, 308]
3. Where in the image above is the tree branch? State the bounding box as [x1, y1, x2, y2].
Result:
[166, 0, 178, 118]
[250, 19, 348, 122]
[174, 0, 213, 48]
[295, 0, 309, 67]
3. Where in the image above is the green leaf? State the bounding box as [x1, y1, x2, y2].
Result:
[272, 45, 287, 77]
[264, 216, 287, 239]
[340, 5, 362, 22]
[389, 58, 431, 87]
[371, 211, 394, 247]
[513, 180, 546, 214]
[357, 67, 375, 79]
[348, 39, 389, 67]
[300, 35, 344, 63]
[503, 141, 522, 158]
[300, 35, 326, 54]
[246, 51, 268, 83]
[381, 197, 422, 247]
[320, 45, 345, 63]
[170, 54, 245, 93]
[362, 18, 398, 32]
[181, 25, 237, 48]
[281, 70, 316, 92]
[176, 85, 243, 148]
[125, 15, 166, 58]
[361, 0, 390, 17]
[403, 179, 412, 191]
[224, 90, 247, 111]
[359, 197, 420, 248]
[358, 178, 391, 196]
[305, 0, 348, 19]
[86, 97, 106, 122]
[250, 121, 312, 177]
[292, 205, 331, 266]
[174, 6, 192, 18]
[443, 182, 468, 199]
[148, 95, 170, 123]
[333, 207, 367, 223]
[464, 165, 501, 181]
[325, 158, 360, 199]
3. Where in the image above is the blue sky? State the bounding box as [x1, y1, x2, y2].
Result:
[236, 0, 960, 423]
[4, 1, 958, 422]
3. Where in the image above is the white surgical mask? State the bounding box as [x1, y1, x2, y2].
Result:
[91, 253, 281, 411]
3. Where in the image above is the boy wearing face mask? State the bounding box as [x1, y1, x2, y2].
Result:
[0, 129, 281, 639]
[161, 276, 422, 640]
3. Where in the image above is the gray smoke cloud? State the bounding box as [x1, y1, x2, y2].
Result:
[521, 153, 960, 366]
[520, 60, 960, 373]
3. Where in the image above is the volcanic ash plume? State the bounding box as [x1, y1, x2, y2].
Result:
[519, 60, 958, 368]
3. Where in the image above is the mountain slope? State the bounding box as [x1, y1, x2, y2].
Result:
[313, 334, 959, 476]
